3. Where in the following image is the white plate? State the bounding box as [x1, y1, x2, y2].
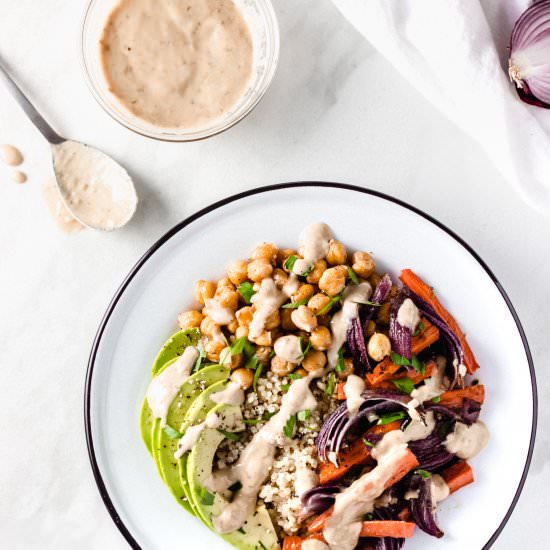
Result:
[85, 183, 536, 550]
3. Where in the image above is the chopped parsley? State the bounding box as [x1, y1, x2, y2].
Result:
[299, 336, 312, 358]
[431, 396, 441, 403]
[413, 321, 426, 337]
[163, 425, 183, 439]
[392, 377, 415, 395]
[281, 383, 291, 392]
[237, 281, 256, 305]
[288, 372, 303, 380]
[335, 348, 346, 373]
[198, 487, 215, 506]
[281, 297, 308, 309]
[252, 362, 263, 392]
[364, 300, 382, 307]
[193, 341, 206, 373]
[217, 429, 242, 441]
[243, 411, 274, 425]
[347, 266, 360, 285]
[230, 337, 255, 357]
[390, 351, 426, 375]
[283, 414, 296, 438]
[377, 411, 406, 425]
[284, 255, 298, 271]
[245, 354, 260, 371]
[316, 294, 341, 316]
[325, 372, 336, 396]
[411, 355, 426, 375]
[416, 469, 431, 479]
[297, 409, 311, 422]
[362, 438, 374, 448]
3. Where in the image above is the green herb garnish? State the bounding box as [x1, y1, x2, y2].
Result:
[390, 351, 411, 366]
[365, 513, 374, 521]
[316, 294, 341, 316]
[281, 383, 290, 392]
[193, 341, 206, 373]
[325, 372, 336, 396]
[364, 300, 382, 307]
[217, 429, 242, 441]
[362, 438, 374, 448]
[288, 372, 303, 380]
[237, 281, 256, 305]
[199, 487, 215, 506]
[411, 355, 426, 375]
[390, 352, 426, 375]
[163, 425, 183, 439]
[392, 377, 415, 395]
[299, 336, 312, 358]
[252, 362, 263, 392]
[377, 411, 406, 425]
[416, 469, 431, 479]
[297, 409, 311, 422]
[243, 418, 262, 425]
[335, 348, 346, 373]
[230, 337, 255, 357]
[348, 266, 360, 284]
[431, 396, 441, 403]
[413, 321, 426, 337]
[282, 297, 308, 309]
[245, 354, 260, 371]
[283, 414, 296, 438]
[284, 255, 298, 271]
[302, 264, 314, 276]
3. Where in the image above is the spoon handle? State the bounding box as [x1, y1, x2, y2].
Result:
[0, 60, 64, 145]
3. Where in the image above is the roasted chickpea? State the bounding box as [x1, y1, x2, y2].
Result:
[281, 309, 297, 331]
[265, 309, 281, 330]
[252, 331, 273, 347]
[200, 316, 220, 337]
[217, 277, 236, 291]
[302, 350, 327, 372]
[251, 242, 278, 265]
[271, 355, 296, 376]
[214, 287, 240, 311]
[235, 326, 249, 339]
[278, 248, 297, 268]
[326, 240, 347, 266]
[256, 346, 273, 363]
[177, 310, 203, 330]
[247, 258, 273, 282]
[376, 302, 391, 326]
[291, 305, 318, 332]
[336, 358, 354, 379]
[367, 333, 391, 362]
[364, 320, 376, 338]
[227, 260, 248, 286]
[231, 368, 254, 390]
[292, 283, 315, 304]
[308, 293, 332, 315]
[205, 339, 225, 362]
[306, 259, 327, 284]
[352, 251, 376, 279]
[194, 280, 216, 305]
[226, 318, 238, 334]
[319, 266, 347, 296]
[236, 306, 254, 327]
[273, 268, 289, 288]
[294, 367, 308, 378]
[310, 326, 332, 351]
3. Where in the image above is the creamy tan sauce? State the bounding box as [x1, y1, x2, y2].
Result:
[52, 140, 136, 230]
[293, 222, 333, 275]
[209, 370, 322, 534]
[445, 421, 489, 459]
[323, 413, 435, 550]
[294, 465, 319, 497]
[431, 474, 450, 504]
[0, 144, 23, 166]
[343, 374, 366, 416]
[204, 298, 234, 325]
[12, 171, 27, 184]
[42, 179, 85, 234]
[210, 381, 244, 406]
[274, 335, 303, 364]
[397, 298, 421, 332]
[249, 275, 299, 340]
[146, 346, 199, 426]
[100, 0, 253, 129]
[302, 541, 330, 550]
[174, 412, 221, 458]
[328, 282, 372, 367]
[407, 356, 449, 420]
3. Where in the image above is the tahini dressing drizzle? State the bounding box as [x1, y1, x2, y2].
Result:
[292, 223, 333, 275]
[397, 298, 421, 332]
[343, 374, 366, 416]
[146, 346, 199, 426]
[274, 334, 304, 364]
[210, 381, 245, 407]
[444, 421, 489, 459]
[174, 413, 221, 459]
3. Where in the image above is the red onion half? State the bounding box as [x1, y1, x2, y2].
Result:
[509, 0, 550, 108]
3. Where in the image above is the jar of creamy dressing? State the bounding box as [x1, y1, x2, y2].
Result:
[82, 0, 279, 141]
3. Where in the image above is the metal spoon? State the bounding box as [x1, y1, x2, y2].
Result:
[0, 60, 137, 231]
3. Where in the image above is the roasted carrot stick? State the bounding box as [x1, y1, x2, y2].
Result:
[366, 357, 401, 386]
[359, 520, 416, 538]
[309, 449, 419, 533]
[411, 318, 440, 355]
[318, 421, 402, 484]
[441, 460, 474, 494]
[400, 269, 479, 373]
[438, 385, 485, 408]
[282, 536, 302, 550]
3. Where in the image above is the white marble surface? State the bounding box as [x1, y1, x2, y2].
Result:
[0, 1, 547, 548]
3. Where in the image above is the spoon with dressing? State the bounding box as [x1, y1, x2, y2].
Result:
[0, 60, 137, 231]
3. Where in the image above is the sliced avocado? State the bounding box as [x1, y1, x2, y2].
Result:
[187, 405, 279, 550]
[151, 328, 200, 376]
[151, 366, 230, 514]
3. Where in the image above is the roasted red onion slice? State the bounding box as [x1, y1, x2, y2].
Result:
[362, 273, 392, 335]
[408, 473, 444, 538]
[509, 0, 550, 108]
[389, 290, 413, 359]
[300, 483, 342, 516]
[347, 317, 370, 373]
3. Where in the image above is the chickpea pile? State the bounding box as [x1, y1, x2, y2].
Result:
[177, 239, 395, 391]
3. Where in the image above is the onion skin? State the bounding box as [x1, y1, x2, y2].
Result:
[509, 0, 550, 108]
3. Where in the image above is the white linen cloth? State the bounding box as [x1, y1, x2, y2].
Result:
[331, 0, 550, 215]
